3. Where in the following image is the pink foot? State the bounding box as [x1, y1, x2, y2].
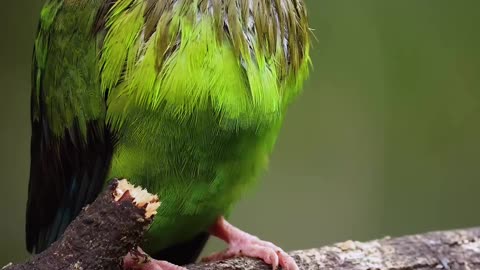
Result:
[202, 217, 299, 270]
[123, 248, 187, 270]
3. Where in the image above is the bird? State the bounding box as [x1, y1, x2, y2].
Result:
[26, 0, 310, 269]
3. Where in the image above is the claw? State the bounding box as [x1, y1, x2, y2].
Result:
[124, 248, 187, 270]
[203, 216, 299, 270]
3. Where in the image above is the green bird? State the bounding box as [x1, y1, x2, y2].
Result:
[26, 0, 310, 269]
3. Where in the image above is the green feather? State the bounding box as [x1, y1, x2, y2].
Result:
[33, 0, 105, 137]
[33, 0, 311, 254]
[101, 0, 310, 129]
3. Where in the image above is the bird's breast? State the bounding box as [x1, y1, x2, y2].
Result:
[108, 105, 282, 250]
[109, 102, 281, 210]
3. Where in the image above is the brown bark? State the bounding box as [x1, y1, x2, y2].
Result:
[3, 179, 160, 270]
[3, 179, 480, 269]
[188, 227, 480, 270]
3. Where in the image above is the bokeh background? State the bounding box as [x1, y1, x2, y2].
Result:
[1, 0, 480, 265]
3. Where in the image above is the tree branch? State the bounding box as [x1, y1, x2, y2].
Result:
[188, 227, 480, 270]
[3, 179, 480, 269]
[3, 179, 160, 270]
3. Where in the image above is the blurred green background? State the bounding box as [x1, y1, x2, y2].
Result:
[1, 0, 480, 265]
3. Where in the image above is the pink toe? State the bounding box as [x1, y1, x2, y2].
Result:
[123, 249, 186, 270]
[241, 244, 279, 269]
[152, 261, 187, 270]
[125, 260, 187, 270]
[207, 217, 299, 270]
[277, 251, 299, 270]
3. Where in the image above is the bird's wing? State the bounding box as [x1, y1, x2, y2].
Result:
[26, 1, 115, 253]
